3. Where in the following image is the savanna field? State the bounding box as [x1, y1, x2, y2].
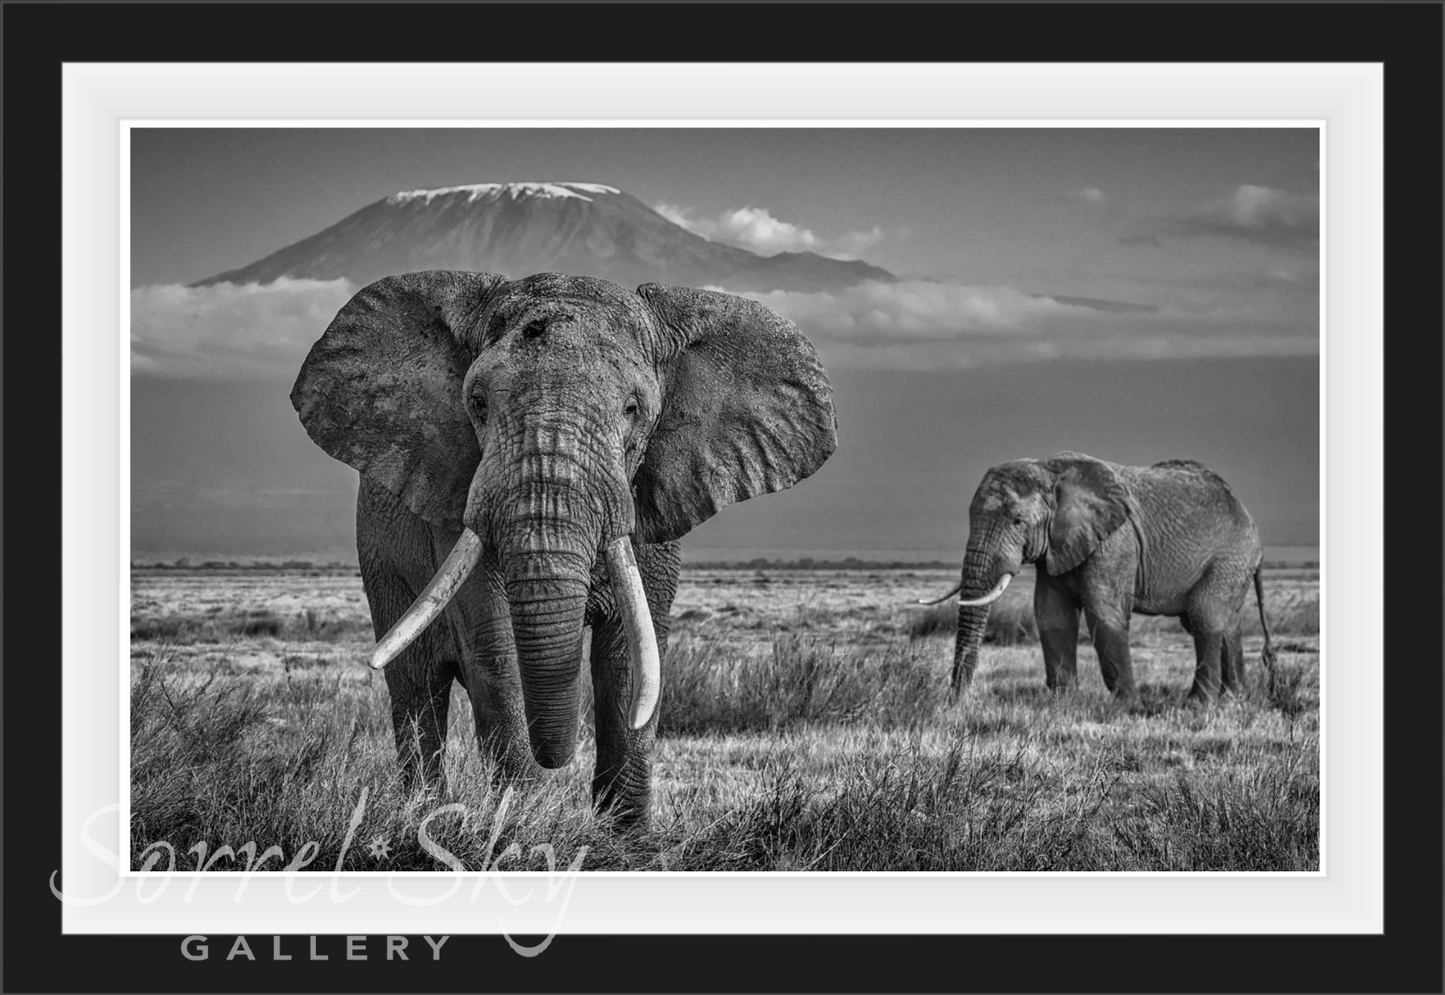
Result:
[129, 562, 1320, 872]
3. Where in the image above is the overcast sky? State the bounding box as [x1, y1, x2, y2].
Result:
[130, 127, 1320, 559]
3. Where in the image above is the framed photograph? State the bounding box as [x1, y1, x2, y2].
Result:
[8, 2, 1440, 992]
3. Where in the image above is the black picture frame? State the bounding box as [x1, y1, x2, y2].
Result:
[5, 3, 1440, 992]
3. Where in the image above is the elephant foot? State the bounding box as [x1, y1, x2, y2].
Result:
[1183, 686, 1217, 708]
[1108, 685, 1138, 706]
[610, 809, 651, 835]
[595, 790, 651, 832]
[490, 759, 546, 792]
[398, 754, 449, 798]
[592, 763, 652, 831]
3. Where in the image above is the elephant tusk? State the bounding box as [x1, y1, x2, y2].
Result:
[915, 580, 965, 606]
[369, 528, 484, 670]
[605, 536, 661, 730]
[956, 572, 1014, 607]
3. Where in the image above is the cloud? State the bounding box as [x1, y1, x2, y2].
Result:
[653, 202, 698, 230]
[814, 333, 1320, 372]
[1042, 294, 1157, 315]
[1187, 185, 1319, 241]
[1120, 185, 1319, 249]
[825, 224, 889, 260]
[131, 278, 357, 379]
[723, 278, 1318, 369]
[1133, 265, 1319, 309]
[729, 281, 1081, 343]
[1066, 187, 1108, 205]
[130, 272, 1318, 381]
[655, 203, 885, 260]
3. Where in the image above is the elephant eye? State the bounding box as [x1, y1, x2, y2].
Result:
[623, 397, 640, 418]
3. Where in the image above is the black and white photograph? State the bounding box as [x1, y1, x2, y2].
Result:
[127, 125, 1321, 873]
[14, 8, 1442, 990]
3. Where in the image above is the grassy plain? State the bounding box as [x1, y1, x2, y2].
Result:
[129, 563, 1319, 872]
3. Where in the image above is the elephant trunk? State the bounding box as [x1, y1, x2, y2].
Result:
[506, 569, 589, 768]
[493, 511, 596, 770]
[950, 524, 1009, 697]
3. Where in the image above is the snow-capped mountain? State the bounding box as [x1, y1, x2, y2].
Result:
[194, 181, 894, 293]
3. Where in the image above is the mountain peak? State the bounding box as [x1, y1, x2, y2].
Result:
[386, 181, 622, 206]
[194, 181, 894, 293]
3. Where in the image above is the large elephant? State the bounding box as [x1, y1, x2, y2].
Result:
[920, 452, 1276, 703]
[291, 271, 836, 825]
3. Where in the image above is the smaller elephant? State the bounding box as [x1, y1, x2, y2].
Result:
[919, 451, 1276, 702]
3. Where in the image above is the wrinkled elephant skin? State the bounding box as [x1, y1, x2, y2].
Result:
[929, 452, 1276, 703]
[291, 271, 837, 825]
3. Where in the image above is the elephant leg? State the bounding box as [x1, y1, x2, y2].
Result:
[587, 620, 657, 825]
[588, 542, 679, 828]
[363, 568, 457, 793]
[1219, 624, 1247, 695]
[1034, 577, 1080, 692]
[385, 663, 455, 793]
[1082, 604, 1136, 698]
[1184, 571, 1244, 703]
[1185, 625, 1226, 703]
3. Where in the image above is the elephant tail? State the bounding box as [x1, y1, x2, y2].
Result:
[1253, 566, 1278, 692]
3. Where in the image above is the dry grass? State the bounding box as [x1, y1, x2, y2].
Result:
[129, 564, 1320, 872]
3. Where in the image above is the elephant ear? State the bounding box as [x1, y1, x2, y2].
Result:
[632, 284, 838, 544]
[1042, 451, 1130, 575]
[290, 271, 507, 527]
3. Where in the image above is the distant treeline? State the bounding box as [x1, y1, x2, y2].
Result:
[689, 559, 1314, 571]
[131, 556, 1316, 572]
[131, 557, 958, 572]
[688, 558, 959, 571]
[132, 559, 358, 571]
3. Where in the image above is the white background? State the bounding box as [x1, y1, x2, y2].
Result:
[61, 62, 1380, 935]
